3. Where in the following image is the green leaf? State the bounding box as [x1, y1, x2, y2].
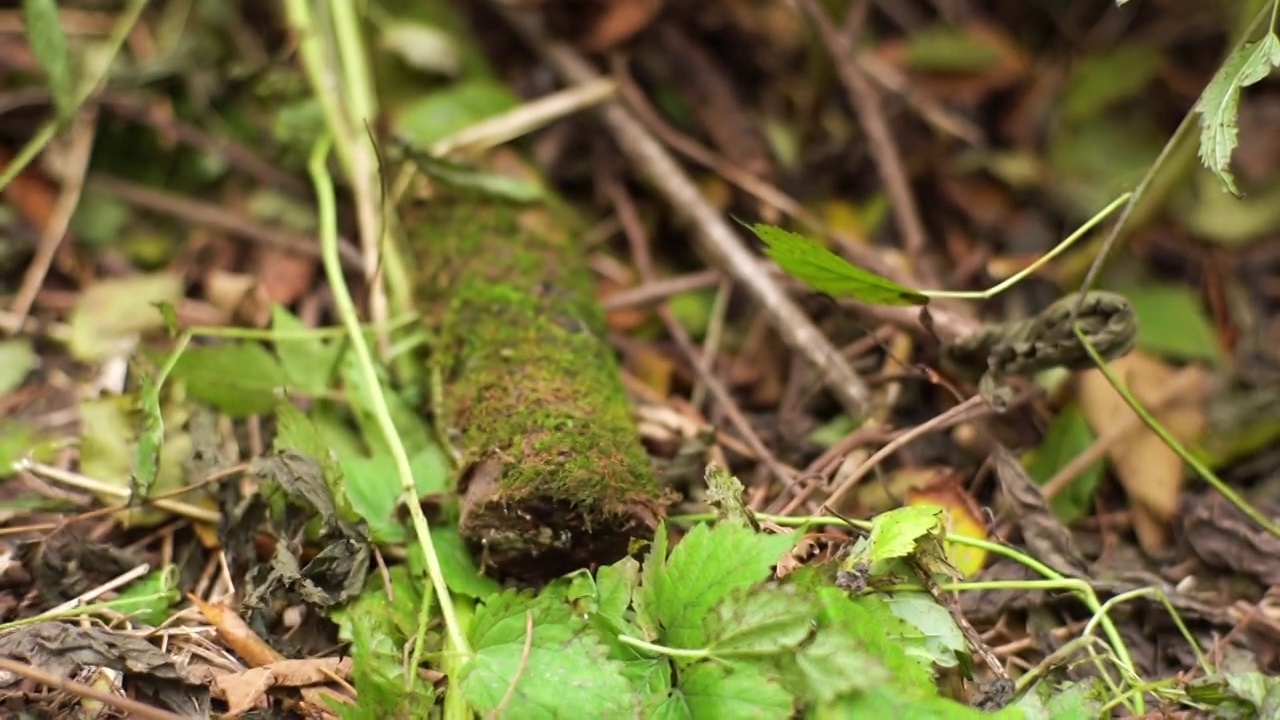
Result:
[705, 586, 815, 658]
[790, 625, 890, 704]
[1122, 282, 1221, 363]
[415, 527, 501, 599]
[341, 445, 449, 543]
[341, 353, 434, 457]
[1196, 32, 1280, 196]
[845, 505, 945, 570]
[23, 0, 74, 118]
[818, 589, 934, 690]
[748, 224, 929, 306]
[660, 661, 794, 719]
[69, 274, 184, 362]
[1024, 404, 1103, 524]
[703, 464, 755, 528]
[169, 343, 287, 417]
[903, 26, 1000, 74]
[641, 522, 797, 649]
[595, 556, 640, 622]
[0, 422, 41, 479]
[331, 567, 432, 718]
[132, 372, 164, 499]
[271, 307, 343, 395]
[1062, 44, 1162, 123]
[460, 590, 634, 718]
[0, 338, 36, 396]
[111, 566, 179, 627]
[883, 593, 967, 669]
[1015, 677, 1105, 720]
[393, 79, 518, 148]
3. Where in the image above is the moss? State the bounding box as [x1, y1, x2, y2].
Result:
[408, 190, 669, 581]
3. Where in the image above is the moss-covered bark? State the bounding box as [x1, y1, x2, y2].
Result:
[408, 186, 668, 580]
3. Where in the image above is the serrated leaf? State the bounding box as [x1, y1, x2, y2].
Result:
[846, 505, 945, 571]
[169, 343, 287, 417]
[749, 224, 929, 306]
[460, 590, 634, 718]
[596, 556, 640, 621]
[1024, 404, 1103, 524]
[703, 464, 755, 528]
[791, 626, 890, 704]
[661, 661, 794, 719]
[23, 0, 73, 118]
[0, 339, 36, 395]
[884, 593, 967, 669]
[643, 522, 798, 649]
[818, 589, 934, 689]
[1196, 33, 1280, 196]
[705, 586, 815, 658]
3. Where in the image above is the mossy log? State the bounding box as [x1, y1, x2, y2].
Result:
[408, 184, 668, 580]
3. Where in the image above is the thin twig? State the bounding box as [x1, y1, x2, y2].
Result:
[5, 108, 97, 334]
[496, 4, 874, 419]
[798, 0, 938, 287]
[87, 175, 363, 269]
[0, 656, 184, 720]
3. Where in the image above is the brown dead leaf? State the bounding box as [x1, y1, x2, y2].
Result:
[254, 247, 317, 308]
[580, 0, 663, 51]
[874, 22, 1029, 107]
[188, 594, 284, 667]
[209, 657, 353, 717]
[1078, 352, 1209, 556]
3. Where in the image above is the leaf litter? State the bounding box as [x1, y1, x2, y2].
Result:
[3, 1, 1280, 718]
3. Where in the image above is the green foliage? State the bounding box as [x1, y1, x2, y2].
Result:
[331, 568, 435, 719]
[169, 343, 288, 417]
[446, 520, 995, 717]
[23, 0, 73, 118]
[747, 223, 929, 306]
[637, 522, 797, 648]
[1122, 283, 1221, 363]
[459, 589, 634, 718]
[1188, 671, 1280, 718]
[1024, 404, 1103, 524]
[1196, 31, 1280, 195]
[0, 339, 35, 396]
[111, 566, 180, 626]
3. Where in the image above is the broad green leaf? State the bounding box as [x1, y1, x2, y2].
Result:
[662, 661, 794, 720]
[341, 445, 449, 543]
[415, 527, 501, 599]
[341, 353, 434, 457]
[817, 685, 1019, 720]
[0, 422, 41, 479]
[1122, 283, 1221, 363]
[69, 274, 184, 362]
[393, 79, 518, 148]
[1024, 404, 1103, 524]
[169, 343, 287, 417]
[704, 586, 815, 658]
[884, 593, 967, 669]
[1062, 44, 1162, 122]
[379, 20, 460, 77]
[111, 566, 179, 627]
[595, 556, 639, 622]
[749, 224, 929, 306]
[1187, 671, 1280, 718]
[23, 0, 73, 118]
[1196, 33, 1280, 196]
[1015, 677, 1105, 720]
[818, 589, 934, 689]
[642, 522, 797, 649]
[790, 626, 890, 704]
[460, 590, 634, 718]
[850, 505, 945, 568]
[903, 26, 1001, 73]
[0, 339, 36, 396]
[271, 307, 343, 395]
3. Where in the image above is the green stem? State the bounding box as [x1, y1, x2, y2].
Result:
[616, 635, 710, 660]
[308, 138, 471, 660]
[0, 0, 151, 191]
[1075, 326, 1280, 539]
